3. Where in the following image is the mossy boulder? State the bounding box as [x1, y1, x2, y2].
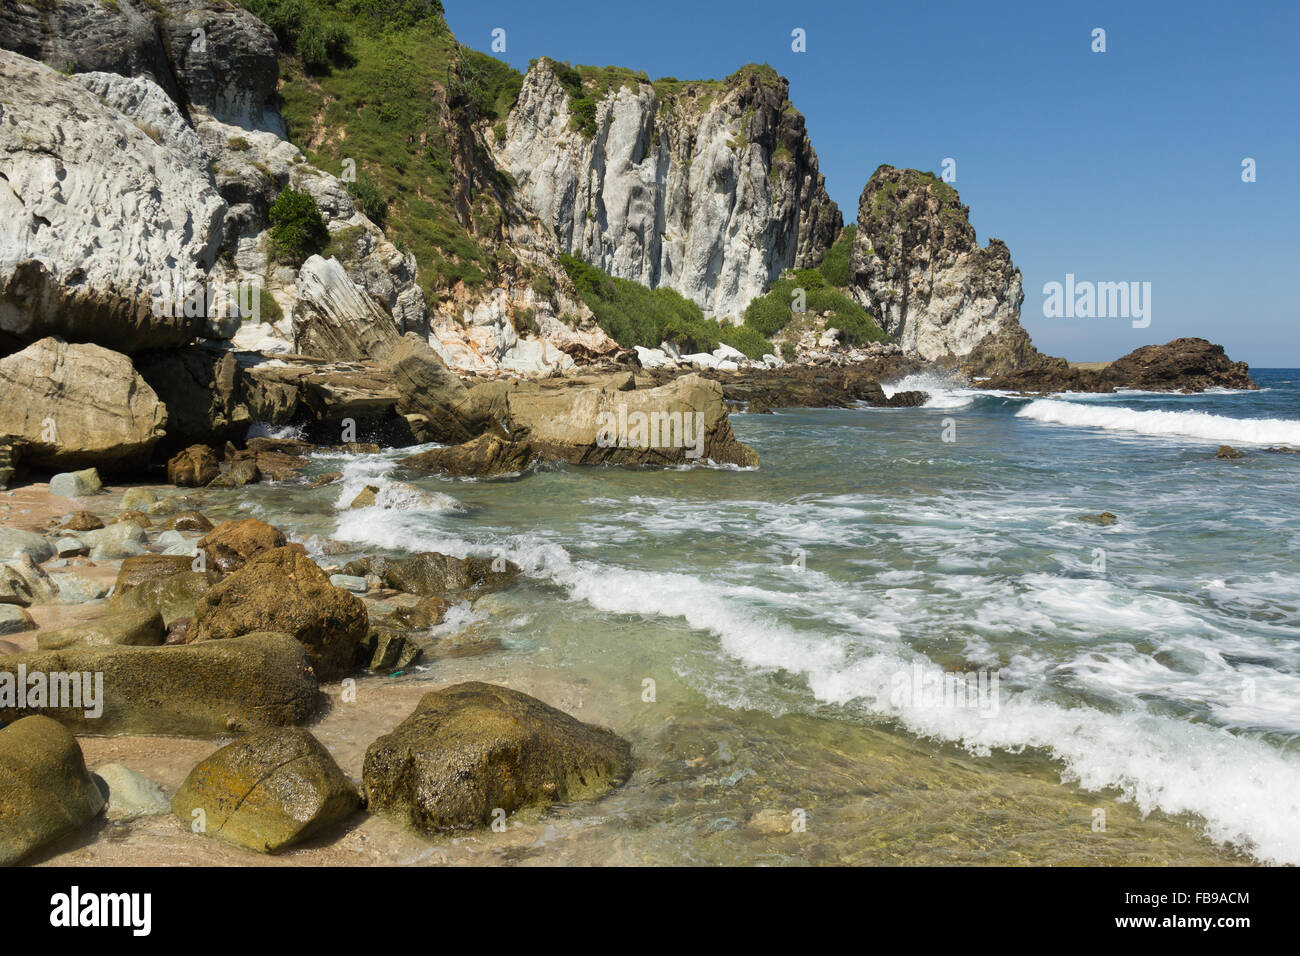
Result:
[0, 632, 318, 735]
[0, 716, 105, 864]
[363, 682, 632, 832]
[36, 608, 165, 650]
[172, 728, 359, 853]
[107, 554, 218, 626]
[192, 547, 367, 682]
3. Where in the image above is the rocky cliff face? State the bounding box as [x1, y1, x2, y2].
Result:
[850, 166, 1037, 374]
[0, 0, 284, 133]
[495, 60, 840, 319]
[0, 51, 226, 354]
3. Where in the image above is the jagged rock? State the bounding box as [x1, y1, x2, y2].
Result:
[37, 609, 165, 651]
[385, 334, 478, 441]
[172, 728, 359, 853]
[192, 547, 368, 682]
[75, 71, 210, 175]
[401, 433, 537, 478]
[0, 0, 283, 134]
[0, 632, 319, 735]
[1216, 445, 1245, 460]
[0, 555, 58, 606]
[503, 373, 759, 467]
[349, 486, 379, 509]
[0, 716, 105, 865]
[167, 445, 220, 487]
[358, 627, 423, 673]
[196, 518, 287, 573]
[95, 763, 170, 823]
[363, 682, 633, 832]
[0, 338, 167, 471]
[137, 347, 251, 454]
[497, 59, 840, 318]
[292, 255, 403, 362]
[0, 51, 225, 354]
[379, 552, 520, 597]
[982, 338, 1256, 393]
[851, 166, 1036, 375]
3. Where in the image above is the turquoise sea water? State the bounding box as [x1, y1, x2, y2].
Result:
[220, 369, 1300, 864]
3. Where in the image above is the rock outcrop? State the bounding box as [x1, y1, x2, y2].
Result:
[0, 0, 284, 134]
[363, 682, 632, 832]
[0, 632, 319, 735]
[850, 166, 1037, 375]
[496, 60, 841, 319]
[0, 338, 167, 471]
[0, 51, 225, 355]
[981, 337, 1257, 393]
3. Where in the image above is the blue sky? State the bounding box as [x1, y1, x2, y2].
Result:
[446, 0, 1300, 366]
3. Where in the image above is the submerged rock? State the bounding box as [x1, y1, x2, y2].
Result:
[0, 716, 105, 865]
[0, 632, 319, 735]
[401, 433, 536, 478]
[94, 763, 171, 823]
[192, 547, 368, 682]
[36, 609, 165, 651]
[379, 552, 519, 597]
[1077, 512, 1118, 526]
[171, 728, 359, 854]
[1216, 445, 1245, 460]
[363, 682, 632, 832]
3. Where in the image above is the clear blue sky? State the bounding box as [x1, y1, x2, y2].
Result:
[446, 0, 1300, 366]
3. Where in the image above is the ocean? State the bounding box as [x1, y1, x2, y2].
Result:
[212, 369, 1300, 865]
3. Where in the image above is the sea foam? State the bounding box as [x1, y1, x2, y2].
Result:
[1017, 399, 1300, 445]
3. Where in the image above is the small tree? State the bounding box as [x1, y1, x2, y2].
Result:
[268, 187, 329, 265]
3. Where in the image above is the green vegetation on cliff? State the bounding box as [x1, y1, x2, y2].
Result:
[742, 266, 885, 346]
[246, 0, 522, 297]
[561, 256, 772, 359]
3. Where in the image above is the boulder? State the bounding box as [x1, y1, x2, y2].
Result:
[357, 627, 423, 673]
[108, 554, 218, 626]
[0, 605, 35, 636]
[192, 547, 368, 682]
[120, 488, 157, 512]
[94, 763, 171, 823]
[386, 595, 449, 630]
[363, 682, 632, 832]
[167, 445, 220, 487]
[196, 518, 287, 572]
[385, 334, 478, 442]
[0, 52, 224, 355]
[81, 521, 147, 560]
[0, 527, 54, 563]
[0, 338, 167, 471]
[0, 554, 59, 606]
[0, 632, 319, 735]
[0, 716, 105, 864]
[55, 537, 87, 559]
[502, 373, 759, 467]
[49, 468, 102, 498]
[171, 728, 359, 854]
[401, 433, 537, 478]
[380, 552, 519, 597]
[37, 609, 165, 651]
[60, 511, 104, 532]
[165, 511, 215, 533]
[50, 573, 107, 604]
